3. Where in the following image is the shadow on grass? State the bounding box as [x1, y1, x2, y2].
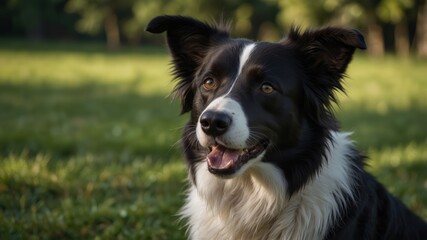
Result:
[338, 104, 427, 150]
[0, 80, 187, 160]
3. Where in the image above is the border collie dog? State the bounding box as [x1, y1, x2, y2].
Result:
[146, 16, 427, 239]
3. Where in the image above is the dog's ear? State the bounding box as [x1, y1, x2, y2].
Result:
[146, 15, 229, 114]
[282, 27, 366, 126]
[284, 27, 366, 75]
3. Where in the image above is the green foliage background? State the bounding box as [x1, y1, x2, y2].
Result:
[0, 40, 426, 239]
[2, 0, 426, 56]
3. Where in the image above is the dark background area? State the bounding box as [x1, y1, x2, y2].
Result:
[1, 0, 426, 57]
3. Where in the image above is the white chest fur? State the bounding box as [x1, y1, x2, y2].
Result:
[180, 132, 356, 240]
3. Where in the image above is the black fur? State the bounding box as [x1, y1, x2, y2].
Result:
[146, 16, 229, 114]
[146, 15, 427, 239]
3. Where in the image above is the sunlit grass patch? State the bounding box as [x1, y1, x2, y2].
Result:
[367, 143, 427, 218]
[0, 40, 172, 95]
[344, 55, 427, 110]
[0, 152, 186, 239]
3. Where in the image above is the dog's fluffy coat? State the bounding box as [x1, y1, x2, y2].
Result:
[181, 132, 355, 240]
[146, 15, 427, 240]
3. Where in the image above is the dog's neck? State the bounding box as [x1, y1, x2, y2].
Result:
[180, 131, 357, 240]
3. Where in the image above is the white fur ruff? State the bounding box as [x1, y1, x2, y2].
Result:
[180, 132, 357, 240]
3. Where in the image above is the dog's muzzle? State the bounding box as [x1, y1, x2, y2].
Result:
[198, 109, 269, 177]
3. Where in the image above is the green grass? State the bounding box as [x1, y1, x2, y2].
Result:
[0, 40, 426, 239]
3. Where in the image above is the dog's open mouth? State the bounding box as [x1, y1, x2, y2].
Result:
[207, 140, 269, 176]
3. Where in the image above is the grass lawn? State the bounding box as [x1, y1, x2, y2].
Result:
[0, 40, 426, 239]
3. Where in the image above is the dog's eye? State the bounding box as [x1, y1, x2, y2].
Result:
[260, 83, 274, 94]
[203, 78, 217, 90]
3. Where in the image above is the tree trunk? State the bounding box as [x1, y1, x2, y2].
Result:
[414, 0, 427, 57]
[104, 5, 120, 51]
[366, 11, 384, 57]
[395, 18, 409, 57]
[367, 23, 385, 57]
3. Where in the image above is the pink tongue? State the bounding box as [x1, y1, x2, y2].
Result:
[207, 145, 242, 170]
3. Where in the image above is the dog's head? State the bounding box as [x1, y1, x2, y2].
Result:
[147, 16, 366, 180]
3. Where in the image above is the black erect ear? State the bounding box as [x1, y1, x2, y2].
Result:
[286, 27, 366, 74]
[283, 27, 366, 125]
[146, 15, 229, 113]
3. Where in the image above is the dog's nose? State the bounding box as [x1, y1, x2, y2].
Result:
[200, 111, 231, 137]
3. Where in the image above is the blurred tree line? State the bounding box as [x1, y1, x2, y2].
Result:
[1, 0, 426, 57]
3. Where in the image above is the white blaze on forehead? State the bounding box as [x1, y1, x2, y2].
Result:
[225, 43, 256, 96]
[196, 43, 256, 149]
[238, 43, 256, 75]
